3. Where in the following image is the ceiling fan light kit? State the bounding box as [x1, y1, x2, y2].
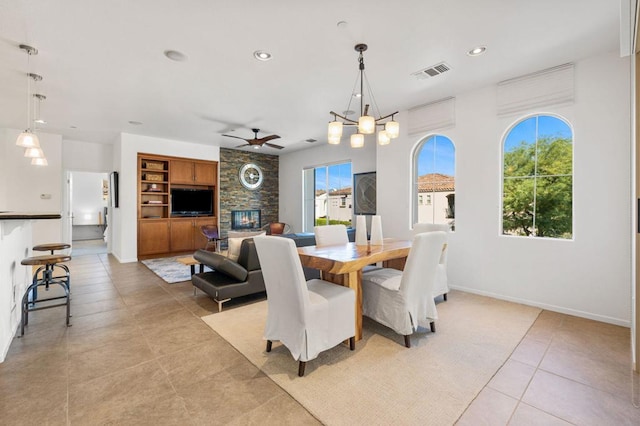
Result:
[328, 43, 399, 148]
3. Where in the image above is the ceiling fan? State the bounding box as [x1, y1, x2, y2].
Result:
[222, 128, 284, 150]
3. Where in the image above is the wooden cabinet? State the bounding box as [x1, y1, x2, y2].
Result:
[138, 153, 218, 258]
[170, 217, 216, 252]
[138, 219, 170, 256]
[170, 159, 216, 185]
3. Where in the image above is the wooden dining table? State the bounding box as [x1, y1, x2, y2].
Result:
[297, 238, 411, 341]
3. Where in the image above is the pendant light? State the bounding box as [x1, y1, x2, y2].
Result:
[16, 44, 41, 149]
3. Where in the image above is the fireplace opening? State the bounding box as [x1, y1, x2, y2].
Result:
[231, 210, 261, 230]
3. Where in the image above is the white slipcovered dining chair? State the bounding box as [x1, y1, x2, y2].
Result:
[413, 223, 450, 301]
[253, 236, 356, 376]
[361, 231, 446, 348]
[314, 224, 349, 246]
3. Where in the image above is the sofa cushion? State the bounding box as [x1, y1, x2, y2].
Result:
[227, 231, 266, 261]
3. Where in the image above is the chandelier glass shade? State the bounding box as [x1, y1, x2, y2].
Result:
[328, 43, 399, 147]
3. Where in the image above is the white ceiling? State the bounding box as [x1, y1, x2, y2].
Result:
[0, 0, 621, 153]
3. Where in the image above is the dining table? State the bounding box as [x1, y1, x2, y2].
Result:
[297, 238, 411, 341]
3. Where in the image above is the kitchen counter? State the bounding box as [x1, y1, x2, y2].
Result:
[0, 212, 61, 220]
[0, 212, 62, 362]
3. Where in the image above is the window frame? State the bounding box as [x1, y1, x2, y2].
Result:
[411, 133, 456, 229]
[499, 112, 575, 241]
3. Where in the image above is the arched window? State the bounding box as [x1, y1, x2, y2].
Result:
[413, 135, 455, 229]
[502, 115, 573, 239]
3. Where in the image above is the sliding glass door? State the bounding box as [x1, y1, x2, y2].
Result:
[302, 162, 352, 232]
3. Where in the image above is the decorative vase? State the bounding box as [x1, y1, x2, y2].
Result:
[355, 215, 368, 246]
[370, 215, 383, 245]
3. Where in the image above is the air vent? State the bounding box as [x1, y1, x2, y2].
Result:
[412, 62, 451, 80]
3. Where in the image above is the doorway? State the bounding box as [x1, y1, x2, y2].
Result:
[65, 171, 110, 256]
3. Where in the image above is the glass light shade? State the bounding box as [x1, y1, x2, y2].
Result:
[16, 131, 40, 148]
[24, 147, 44, 158]
[385, 120, 400, 139]
[31, 157, 48, 166]
[328, 120, 343, 138]
[358, 115, 375, 134]
[328, 134, 341, 145]
[350, 133, 364, 148]
[377, 130, 390, 145]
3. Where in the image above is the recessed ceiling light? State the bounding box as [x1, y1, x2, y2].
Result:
[467, 46, 486, 57]
[305, 138, 317, 143]
[128, 121, 143, 125]
[337, 21, 348, 29]
[353, 93, 362, 98]
[343, 110, 355, 116]
[70, 125, 77, 129]
[253, 50, 272, 61]
[164, 50, 188, 62]
[34, 119, 47, 124]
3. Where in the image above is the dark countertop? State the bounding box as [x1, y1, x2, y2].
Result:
[0, 212, 62, 220]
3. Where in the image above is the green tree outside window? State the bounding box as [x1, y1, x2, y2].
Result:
[502, 115, 573, 239]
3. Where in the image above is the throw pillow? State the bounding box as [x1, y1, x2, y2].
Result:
[227, 231, 266, 261]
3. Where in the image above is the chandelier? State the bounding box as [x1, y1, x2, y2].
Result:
[328, 43, 399, 147]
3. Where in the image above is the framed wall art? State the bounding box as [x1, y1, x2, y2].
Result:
[353, 171, 376, 215]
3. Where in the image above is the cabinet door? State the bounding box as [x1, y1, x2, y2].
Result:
[170, 218, 195, 252]
[138, 220, 170, 255]
[170, 160, 194, 184]
[194, 162, 216, 185]
[193, 217, 216, 250]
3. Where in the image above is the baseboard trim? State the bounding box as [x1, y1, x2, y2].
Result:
[450, 285, 631, 328]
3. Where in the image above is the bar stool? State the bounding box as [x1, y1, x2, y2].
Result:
[33, 242, 71, 255]
[32, 243, 71, 298]
[19, 254, 72, 337]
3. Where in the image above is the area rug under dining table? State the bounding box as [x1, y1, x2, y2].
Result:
[201, 290, 541, 425]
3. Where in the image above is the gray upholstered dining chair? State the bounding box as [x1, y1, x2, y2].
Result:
[361, 231, 446, 348]
[413, 223, 450, 301]
[253, 236, 356, 376]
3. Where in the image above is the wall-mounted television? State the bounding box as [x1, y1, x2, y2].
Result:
[171, 188, 213, 216]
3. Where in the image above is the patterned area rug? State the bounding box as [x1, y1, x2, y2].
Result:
[141, 256, 211, 283]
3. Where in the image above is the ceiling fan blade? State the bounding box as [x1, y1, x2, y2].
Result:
[264, 142, 284, 149]
[235, 143, 250, 148]
[256, 134, 281, 143]
[223, 134, 249, 141]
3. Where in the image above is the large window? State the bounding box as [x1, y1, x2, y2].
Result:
[502, 115, 573, 239]
[303, 162, 352, 232]
[413, 135, 455, 229]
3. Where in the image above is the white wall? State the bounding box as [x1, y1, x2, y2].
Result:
[0, 128, 63, 245]
[377, 51, 631, 326]
[279, 139, 376, 233]
[63, 139, 113, 172]
[113, 133, 220, 262]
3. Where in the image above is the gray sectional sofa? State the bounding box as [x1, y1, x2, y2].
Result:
[190, 229, 355, 311]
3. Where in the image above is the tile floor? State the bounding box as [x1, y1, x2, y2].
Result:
[0, 253, 638, 425]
